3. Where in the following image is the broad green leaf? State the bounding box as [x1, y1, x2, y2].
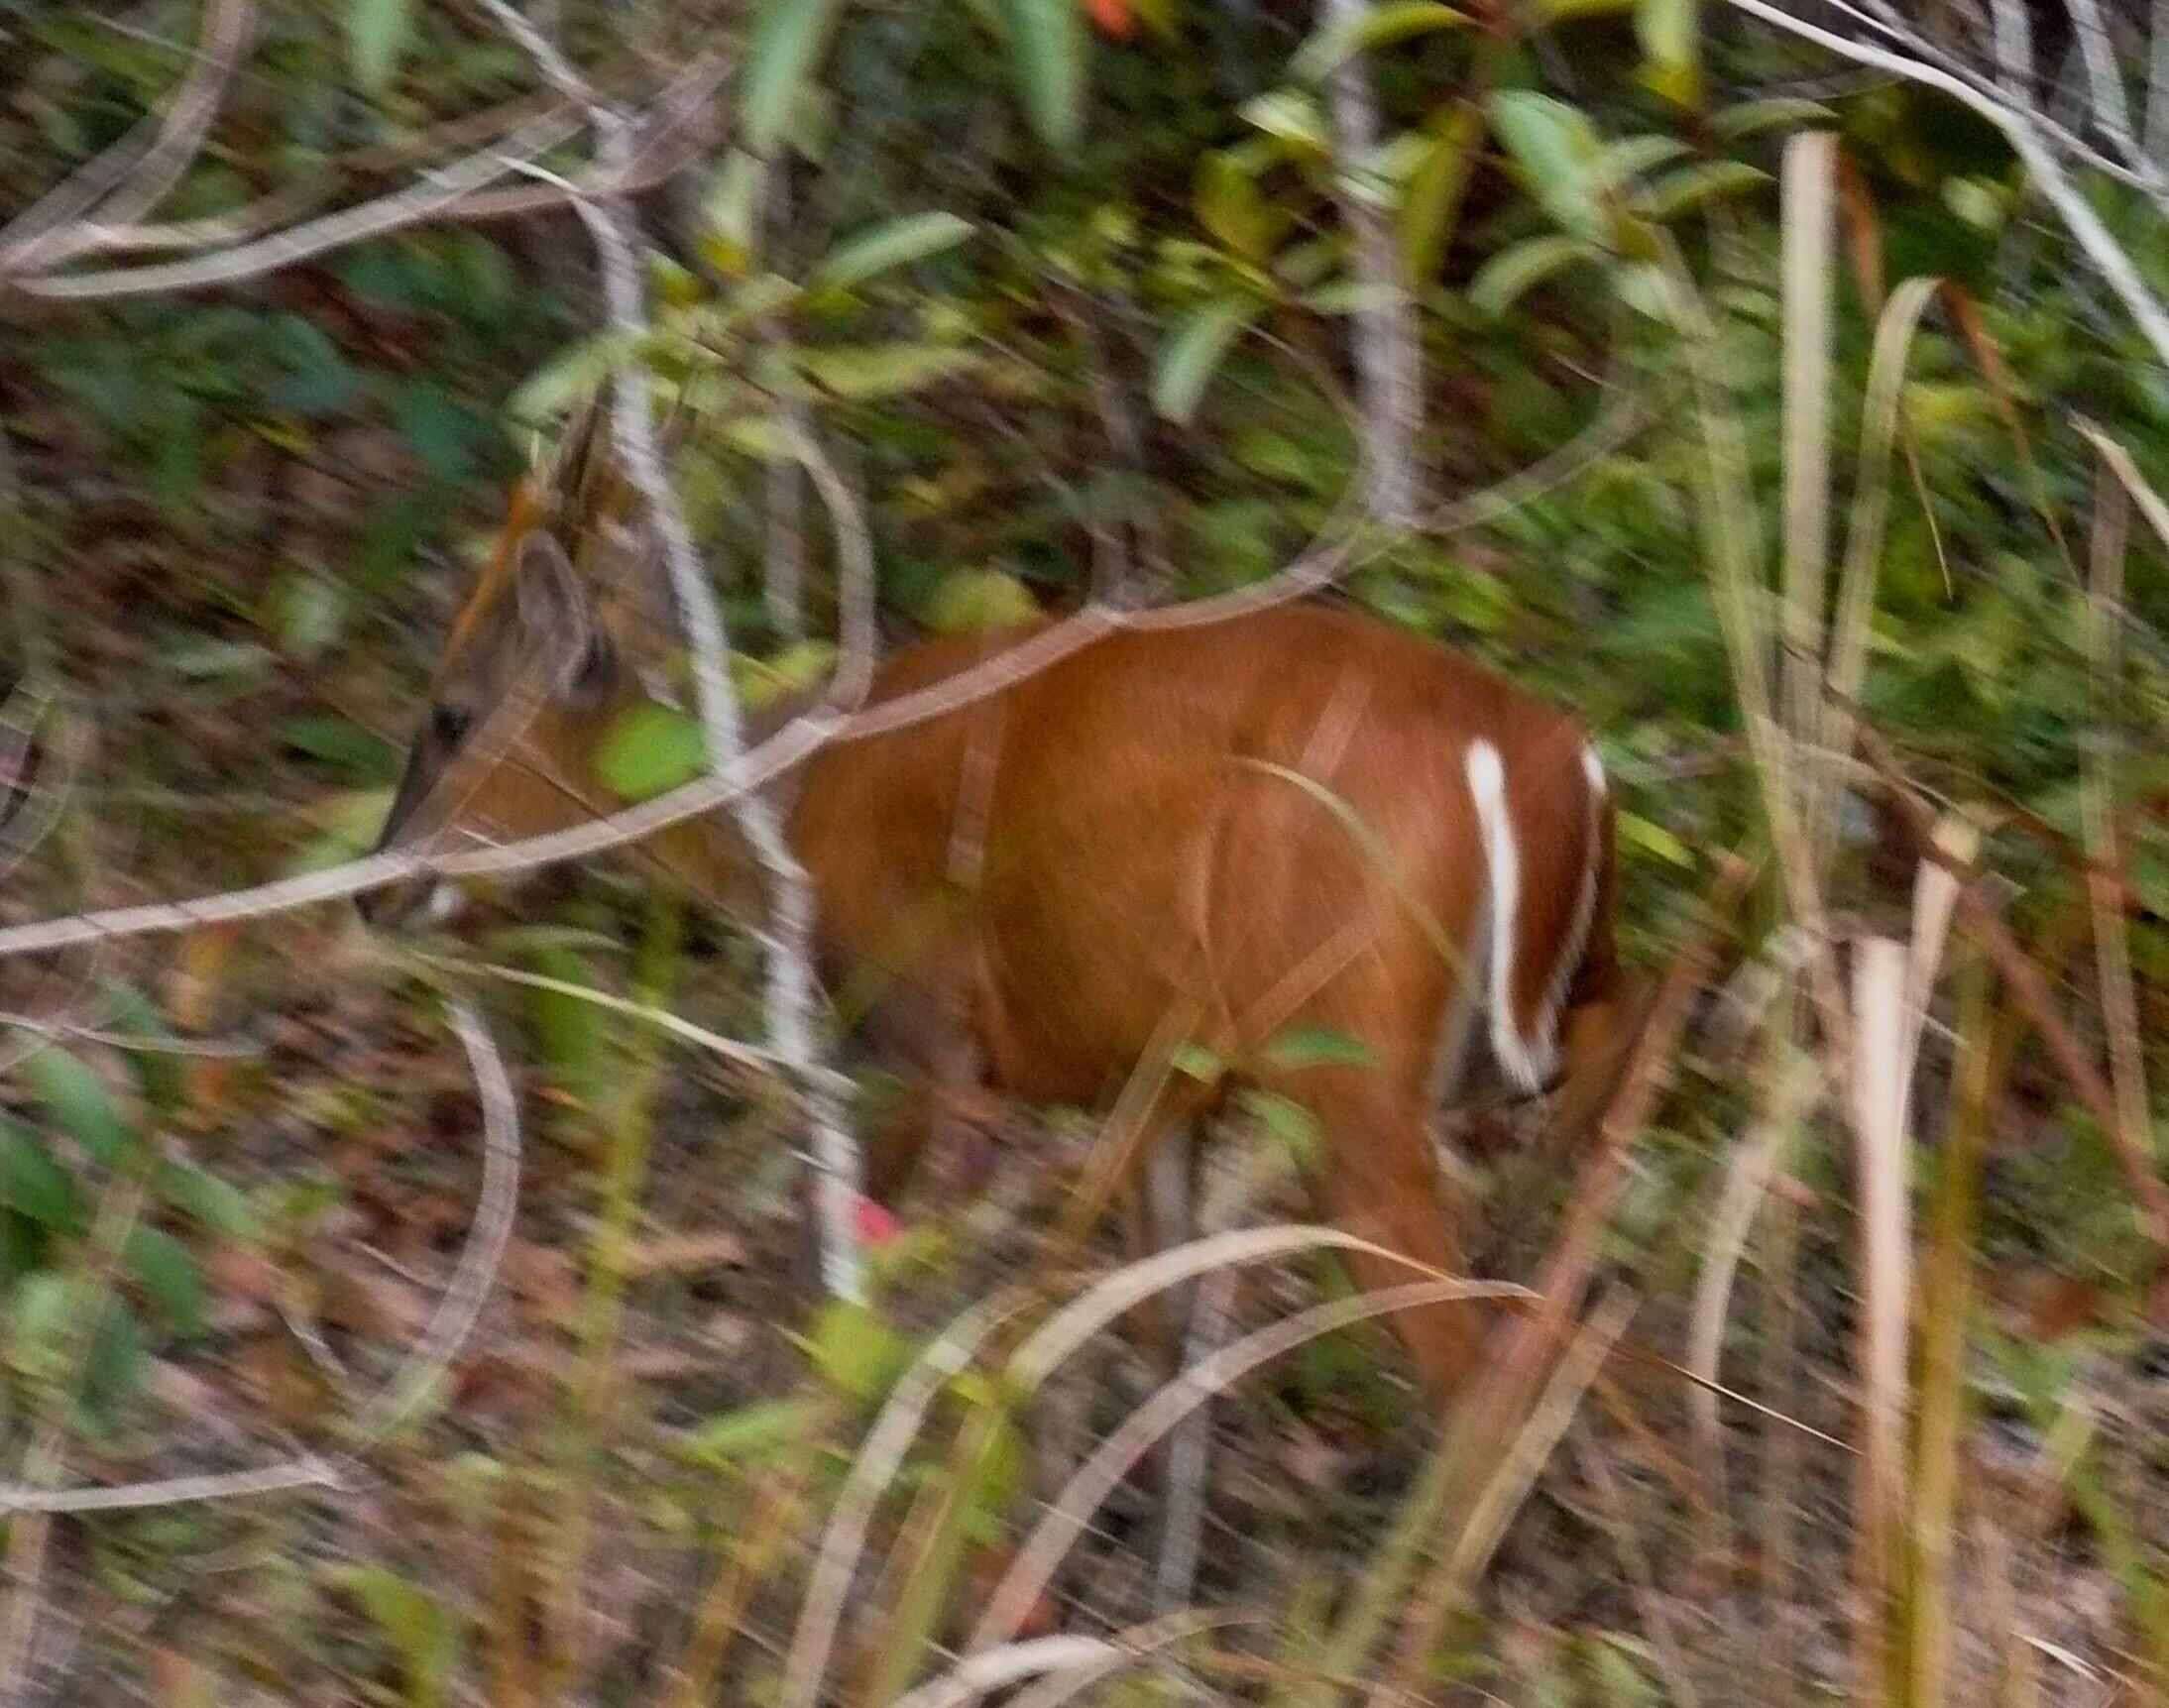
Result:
[922, 569, 1040, 634]
[1708, 96, 1837, 141]
[1633, 160, 1769, 221]
[97, 983, 185, 1116]
[1618, 811, 1694, 866]
[682, 1396, 831, 1465]
[21, 1045, 136, 1167]
[278, 715, 399, 783]
[1486, 92, 1608, 244]
[1196, 151, 1275, 262]
[0, 1120, 82, 1231]
[1152, 296, 1262, 423]
[1240, 89, 1329, 156]
[741, 0, 846, 156]
[266, 569, 348, 663]
[793, 343, 979, 399]
[802, 1298, 914, 1405]
[1238, 1088, 1322, 1166]
[1300, 280, 1402, 314]
[522, 945, 604, 1098]
[1260, 1027, 1378, 1071]
[1467, 234, 1599, 317]
[811, 212, 974, 293]
[994, 0, 1086, 151]
[1595, 134, 1691, 191]
[595, 702, 708, 802]
[347, 0, 413, 96]
[1292, 2, 1466, 82]
[124, 1226, 205, 1337]
[157, 1162, 259, 1240]
[507, 331, 637, 428]
[330, 1564, 459, 1708]
[286, 787, 397, 878]
[1400, 104, 1481, 282]
[1171, 1042, 1226, 1082]
[699, 150, 764, 275]
[1635, 0, 1700, 108]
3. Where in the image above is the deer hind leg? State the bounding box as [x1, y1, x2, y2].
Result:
[1283, 1059, 1486, 1408]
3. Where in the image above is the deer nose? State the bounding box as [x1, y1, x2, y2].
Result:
[354, 876, 430, 931]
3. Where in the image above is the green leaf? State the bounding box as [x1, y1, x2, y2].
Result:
[994, 0, 1086, 151]
[1237, 1088, 1322, 1167]
[1259, 1026, 1377, 1071]
[347, 0, 413, 96]
[811, 212, 974, 294]
[278, 716, 400, 783]
[1400, 105, 1481, 282]
[1292, 2, 1466, 82]
[97, 983, 185, 1116]
[1486, 91, 1608, 244]
[922, 569, 1040, 634]
[21, 1045, 136, 1168]
[681, 1395, 831, 1465]
[699, 151, 764, 275]
[1152, 296, 1262, 423]
[1595, 134, 1691, 192]
[1300, 280, 1403, 314]
[266, 569, 348, 663]
[1196, 152, 1276, 262]
[124, 1226, 205, 1337]
[792, 343, 980, 399]
[1618, 811, 1694, 867]
[594, 703, 708, 802]
[1633, 160, 1770, 221]
[0, 1120, 82, 1231]
[1171, 1042, 1225, 1083]
[802, 1299, 914, 1406]
[741, 0, 846, 156]
[1467, 234, 1599, 316]
[1635, 0, 1700, 108]
[1708, 96, 1837, 141]
[1239, 89, 1329, 156]
[329, 1564, 459, 1708]
[523, 945, 604, 1096]
[157, 1162, 259, 1240]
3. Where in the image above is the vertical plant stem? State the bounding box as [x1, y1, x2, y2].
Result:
[544, 890, 682, 1694]
[1908, 946, 1998, 1708]
[1319, 0, 1423, 527]
[1848, 937, 1912, 1704]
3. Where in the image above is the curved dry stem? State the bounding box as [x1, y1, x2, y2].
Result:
[971, 1278, 1532, 1655]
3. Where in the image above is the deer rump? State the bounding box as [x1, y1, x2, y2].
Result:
[789, 603, 1619, 1395]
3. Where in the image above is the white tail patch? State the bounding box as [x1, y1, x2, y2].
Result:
[1464, 739, 1606, 1094]
[1466, 740, 1543, 1092]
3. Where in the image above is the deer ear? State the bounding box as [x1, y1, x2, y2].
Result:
[512, 532, 603, 698]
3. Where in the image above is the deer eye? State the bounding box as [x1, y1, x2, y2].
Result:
[430, 703, 474, 746]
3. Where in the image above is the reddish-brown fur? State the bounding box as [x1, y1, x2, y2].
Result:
[362, 422, 1633, 1405]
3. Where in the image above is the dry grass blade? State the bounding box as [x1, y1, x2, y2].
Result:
[1909, 950, 2000, 1708]
[1780, 129, 1837, 753]
[1814, 275, 1942, 877]
[1849, 937, 1911, 1701]
[969, 1278, 1535, 1657]
[2078, 458, 2155, 1271]
[895, 1612, 1242, 1708]
[1009, 1223, 1482, 1393]
[1686, 1041, 1821, 1537]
